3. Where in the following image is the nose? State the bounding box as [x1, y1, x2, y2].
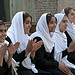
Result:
[29, 23, 32, 28]
[65, 23, 68, 26]
[54, 23, 57, 28]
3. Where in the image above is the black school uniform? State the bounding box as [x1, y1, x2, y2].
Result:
[6, 36, 50, 75]
[5, 36, 34, 75]
[65, 31, 75, 65]
[0, 59, 12, 75]
[32, 37, 68, 75]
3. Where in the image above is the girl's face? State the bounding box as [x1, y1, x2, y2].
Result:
[23, 17, 31, 34]
[0, 25, 7, 43]
[48, 17, 57, 32]
[59, 16, 67, 32]
[68, 9, 75, 23]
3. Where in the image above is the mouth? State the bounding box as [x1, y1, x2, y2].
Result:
[2, 37, 5, 40]
[64, 27, 67, 29]
[28, 27, 30, 31]
[53, 28, 56, 30]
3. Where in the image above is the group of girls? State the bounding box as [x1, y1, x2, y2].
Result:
[0, 7, 75, 75]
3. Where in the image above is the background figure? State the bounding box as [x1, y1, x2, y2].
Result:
[61, 7, 75, 65]
[53, 13, 75, 75]
[0, 20, 20, 75]
[6, 11, 43, 75]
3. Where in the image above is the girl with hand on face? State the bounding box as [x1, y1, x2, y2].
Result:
[0, 20, 20, 75]
[6, 11, 43, 75]
[61, 7, 75, 65]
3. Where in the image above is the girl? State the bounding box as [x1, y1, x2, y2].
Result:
[61, 7, 75, 65]
[0, 20, 20, 75]
[30, 13, 69, 75]
[53, 13, 75, 75]
[6, 11, 43, 75]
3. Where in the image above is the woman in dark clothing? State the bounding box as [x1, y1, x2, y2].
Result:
[0, 20, 20, 75]
[0, 59, 12, 75]
[6, 37, 52, 75]
[61, 7, 75, 65]
[30, 13, 70, 75]
[65, 31, 75, 65]
[53, 13, 75, 75]
[6, 11, 43, 75]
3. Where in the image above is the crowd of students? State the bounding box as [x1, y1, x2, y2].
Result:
[0, 7, 75, 75]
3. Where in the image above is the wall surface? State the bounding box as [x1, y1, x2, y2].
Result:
[58, 0, 75, 12]
[3, 0, 75, 22]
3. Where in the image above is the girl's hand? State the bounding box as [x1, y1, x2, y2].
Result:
[59, 62, 73, 75]
[8, 42, 20, 57]
[68, 41, 75, 53]
[0, 44, 7, 58]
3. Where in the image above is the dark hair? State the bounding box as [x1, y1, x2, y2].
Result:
[46, 13, 57, 25]
[0, 20, 5, 26]
[23, 12, 32, 24]
[64, 7, 75, 16]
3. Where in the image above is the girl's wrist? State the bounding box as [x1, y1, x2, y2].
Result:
[25, 49, 30, 57]
[0, 58, 3, 67]
[67, 47, 71, 53]
[8, 54, 13, 58]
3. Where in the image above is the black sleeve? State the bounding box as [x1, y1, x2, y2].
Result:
[62, 48, 69, 58]
[33, 37, 59, 69]
[0, 66, 7, 75]
[65, 31, 75, 65]
[4, 66, 12, 75]
[0, 66, 3, 75]
[1, 59, 12, 75]
[13, 50, 27, 63]
[65, 31, 72, 47]
[67, 51, 75, 65]
[6, 36, 27, 63]
[5, 36, 12, 46]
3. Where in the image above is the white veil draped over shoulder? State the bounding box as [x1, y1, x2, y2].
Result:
[30, 13, 54, 53]
[7, 11, 38, 73]
[53, 13, 75, 68]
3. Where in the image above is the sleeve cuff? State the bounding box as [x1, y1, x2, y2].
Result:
[62, 48, 69, 58]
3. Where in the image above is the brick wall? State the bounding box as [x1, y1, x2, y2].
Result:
[58, 0, 75, 12]
[10, 0, 75, 22]
[5, 0, 75, 33]
[34, 0, 58, 22]
[34, 0, 75, 22]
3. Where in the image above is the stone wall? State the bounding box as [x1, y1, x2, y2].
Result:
[8, 0, 75, 22]
[4, 0, 75, 33]
[34, 0, 75, 22]
[35, 0, 58, 22]
[58, 0, 75, 12]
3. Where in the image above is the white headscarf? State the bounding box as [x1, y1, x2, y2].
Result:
[53, 13, 67, 62]
[61, 9, 75, 42]
[7, 11, 38, 73]
[53, 13, 75, 68]
[7, 11, 30, 53]
[30, 13, 54, 53]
